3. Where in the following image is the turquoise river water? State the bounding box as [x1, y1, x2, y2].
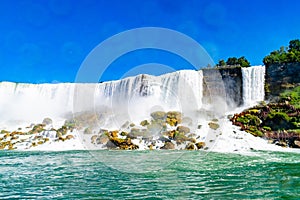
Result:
[0, 150, 299, 199]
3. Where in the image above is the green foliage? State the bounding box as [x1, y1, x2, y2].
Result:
[263, 39, 300, 66]
[263, 126, 272, 131]
[237, 56, 251, 67]
[217, 59, 226, 66]
[248, 126, 264, 137]
[226, 56, 250, 67]
[264, 111, 291, 130]
[236, 114, 261, 126]
[226, 57, 239, 65]
[280, 86, 300, 108]
[216, 56, 250, 67]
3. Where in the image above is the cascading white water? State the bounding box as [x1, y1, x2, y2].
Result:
[0, 67, 276, 153]
[242, 65, 265, 106]
[0, 70, 204, 128]
[0, 67, 266, 129]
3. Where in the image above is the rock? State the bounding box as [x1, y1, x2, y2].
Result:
[29, 124, 45, 134]
[97, 134, 109, 144]
[150, 111, 167, 120]
[163, 130, 176, 139]
[120, 131, 128, 136]
[37, 141, 44, 145]
[208, 122, 220, 130]
[56, 131, 63, 138]
[147, 122, 164, 135]
[42, 117, 53, 125]
[185, 143, 196, 150]
[176, 126, 190, 134]
[129, 123, 135, 127]
[148, 144, 154, 150]
[91, 135, 98, 144]
[66, 135, 74, 140]
[174, 132, 190, 144]
[108, 137, 139, 150]
[166, 111, 182, 126]
[110, 130, 118, 138]
[1, 130, 10, 134]
[197, 125, 202, 129]
[140, 120, 150, 126]
[195, 142, 206, 149]
[294, 140, 300, 148]
[158, 136, 171, 143]
[57, 126, 68, 135]
[84, 127, 92, 134]
[189, 138, 197, 143]
[161, 141, 175, 150]
[106, 140, 116, 149]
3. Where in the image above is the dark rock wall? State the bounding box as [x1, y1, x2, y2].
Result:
[266, 63, 300, 99]
[202, 67, 243, 108]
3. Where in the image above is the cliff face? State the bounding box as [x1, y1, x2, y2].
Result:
[266, 63, 300, 99]
[202, 68, 243, 108]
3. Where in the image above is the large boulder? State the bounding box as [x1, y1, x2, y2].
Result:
[176, 126, 190, 134]
[150, 111, 167, 121]
[161, 141, 175, 150]
[42, 117, 53, 125]
[166, 111, 182, 126]
[185, 143, 196, 150]
[195, 142, 206, 149]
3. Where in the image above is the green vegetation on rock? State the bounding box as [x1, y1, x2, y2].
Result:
[263, 39, 300, 66]
[231, 87, 300, 148]
[216, 56, 250, 67]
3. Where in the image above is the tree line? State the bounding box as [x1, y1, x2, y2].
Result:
[263, 39, 300, 66]
[215, 39, 300, 68]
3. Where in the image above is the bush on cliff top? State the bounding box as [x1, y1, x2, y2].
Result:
[263, 39, 300, 66]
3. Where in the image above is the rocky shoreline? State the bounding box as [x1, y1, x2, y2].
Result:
[231, 86, 300, 148]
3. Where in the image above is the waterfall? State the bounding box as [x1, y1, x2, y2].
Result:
[0, 70, 203, 126]
[0, 67, 267, 127]
[241, 65, 265, 106]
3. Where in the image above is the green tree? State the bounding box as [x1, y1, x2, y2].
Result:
[238, 56, 250, 67]
[226, 57, 239, 65]
[263, 39, 300, 66]
[217, 59, 226, 66]
[288, 39, 300, 52]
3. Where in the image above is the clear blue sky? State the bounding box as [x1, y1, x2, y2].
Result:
[0, 0, 299, 83]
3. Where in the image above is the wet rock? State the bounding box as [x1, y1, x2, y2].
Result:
[120, 131, 128, 136]
[108, 137, 139, 150]
[91, 135, 98, 144]
[150, 111, 167, 121]
[97, 134, 109, 144]
[163, 130, 176, 139]
[174, 132, 190, 144]
[176, 126, 190, 134]
[66, 135, 74, 140]
[110, 130, 118, 138]
[166, 111, 182, 126]
[84, 127, 92, 134]
[195, 142, 206, 149]
[158, 136, 171, 143]
[294, 140, 300, 148]
[29, 124, 45, 134]
[208, 122, 220, 130]
[140, 120, 150, 126]
[161, 141, 175, 150]
[42, 117, 53, 125]
[186, 143, 196, 150]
